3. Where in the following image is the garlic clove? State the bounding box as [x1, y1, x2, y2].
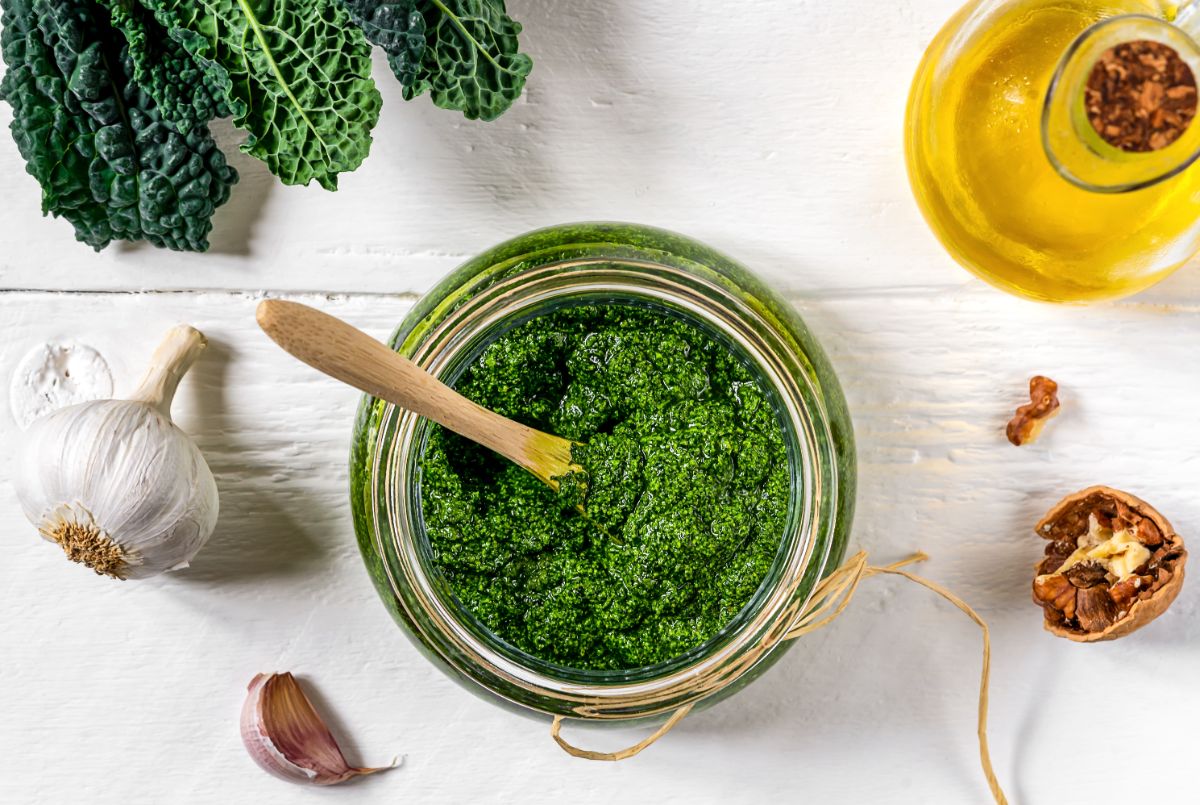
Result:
[241, 672, 396, 786]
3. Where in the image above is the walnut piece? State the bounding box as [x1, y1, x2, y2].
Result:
[1006, 376, 1060, 446]
[1032, 487, 1187, 642]
[1086, 40, 1197, 153]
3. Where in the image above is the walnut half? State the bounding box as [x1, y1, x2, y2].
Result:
[1032, 487, 1187, 642]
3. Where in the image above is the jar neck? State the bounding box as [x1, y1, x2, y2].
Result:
[1043, 10, 1200, 193]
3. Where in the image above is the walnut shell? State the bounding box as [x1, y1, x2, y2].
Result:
[1033, 486, 1187, 642]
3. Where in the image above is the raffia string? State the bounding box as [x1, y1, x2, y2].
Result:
[549, 551, 1008, 805]
[551, 703, 694, 761]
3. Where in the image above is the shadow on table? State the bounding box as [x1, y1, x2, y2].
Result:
[112, 120, 275, 258]
[377, 0, 668, 226]
[172, 336, 330, 585]
[204, 122, 277, 257]
[297, 674, 402, 783]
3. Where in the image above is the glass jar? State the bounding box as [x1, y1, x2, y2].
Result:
[907, 0, 1200, 302]
[350, 223, 856, 725]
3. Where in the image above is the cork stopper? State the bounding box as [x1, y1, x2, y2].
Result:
[1086, 40, 1197, 152]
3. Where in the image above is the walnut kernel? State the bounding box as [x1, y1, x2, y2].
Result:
[1032, 487, 1186, 642]
[1007, 376, 1060, 446]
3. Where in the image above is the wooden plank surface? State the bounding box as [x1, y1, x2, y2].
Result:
[1, 1, 1198, 803]
[0, 0, 1067, 297]
[1, 290, 1196, 803]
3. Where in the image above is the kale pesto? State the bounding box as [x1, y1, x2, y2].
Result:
[419, 304, 790, 670]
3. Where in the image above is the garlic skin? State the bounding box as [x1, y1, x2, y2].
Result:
[12, 326, 218, 580]
[241, 672, 396, 786]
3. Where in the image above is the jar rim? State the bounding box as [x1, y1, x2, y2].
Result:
[352, 223, 855, 718]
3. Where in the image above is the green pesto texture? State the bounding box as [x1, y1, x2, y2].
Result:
[419, 304, 790, 671]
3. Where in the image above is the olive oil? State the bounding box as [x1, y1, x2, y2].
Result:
[907, 0, 1200, 302]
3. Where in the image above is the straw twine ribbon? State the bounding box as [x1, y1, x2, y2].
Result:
[549, 551, 1008, 805]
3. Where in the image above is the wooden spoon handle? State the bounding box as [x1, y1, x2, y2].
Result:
[255, 300, 576, 487]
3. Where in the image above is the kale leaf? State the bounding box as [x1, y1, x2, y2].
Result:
[344, 0, 531, 121]
[100, 0, 231, 132]
[413, 0, 532, 120]
[0, 0, 237, 251]
[0, 0, 534, 253]
[139, 0, 382, 191]
[340, 0, 426, 89]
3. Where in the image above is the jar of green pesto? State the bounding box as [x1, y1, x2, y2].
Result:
[350, 223, 856, 732]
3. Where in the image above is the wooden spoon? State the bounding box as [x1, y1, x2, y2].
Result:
[256, 299, 582, 490]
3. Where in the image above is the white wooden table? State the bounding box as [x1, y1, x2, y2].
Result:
[2, 1, 1197, 802]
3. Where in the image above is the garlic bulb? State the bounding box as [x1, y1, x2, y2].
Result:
[12, 325, 218, 579]
[241, 672, 397, 785]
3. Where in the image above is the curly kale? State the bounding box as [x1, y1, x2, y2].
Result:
[343, 0, 531, 121]
[0, 0, 535, 252]
[410, 0, 532, 120]
[99, 0, 231, 132]
[137, 0, 381, 191]
[0, 0, 237, 251]
[340, 0, 426, 89]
